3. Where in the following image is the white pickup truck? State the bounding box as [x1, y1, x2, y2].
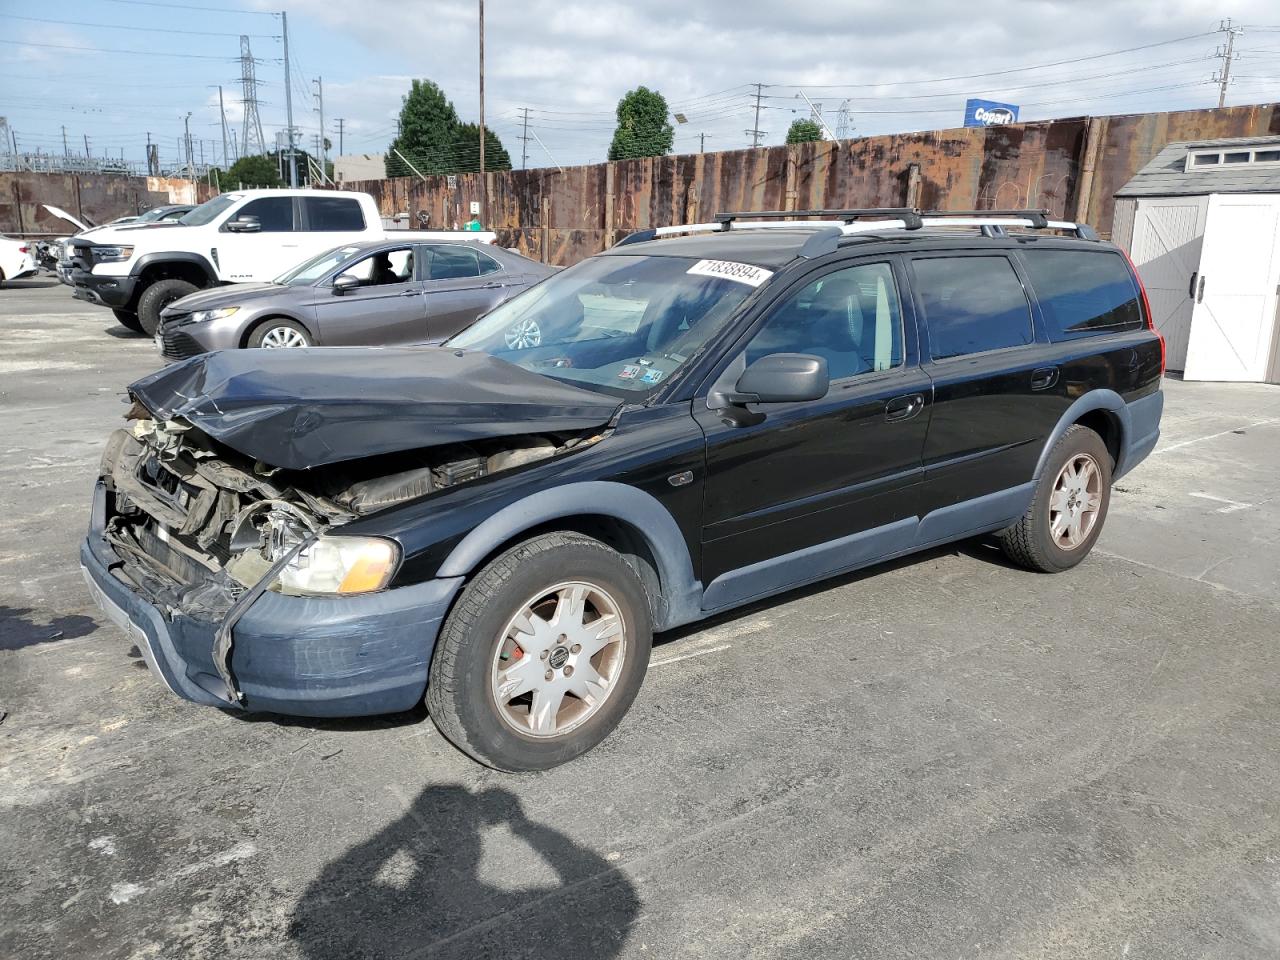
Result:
[67, 189, 496, 335]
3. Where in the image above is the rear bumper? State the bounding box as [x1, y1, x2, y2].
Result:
[1116, 389, 1163, 479]
[71, 269, 136, 309]
[81, 482, 463, 717]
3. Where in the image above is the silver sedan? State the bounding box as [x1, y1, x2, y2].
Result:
[155, 238, 554, 359]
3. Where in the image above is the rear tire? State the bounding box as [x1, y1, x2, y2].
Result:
[998, 424, 1112, 573]
[112, 308, 143, 333]
[137, 278, 198, 336]
[426, 532, 653, 771]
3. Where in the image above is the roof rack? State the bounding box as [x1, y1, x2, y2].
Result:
[612, 207, 1099, 247]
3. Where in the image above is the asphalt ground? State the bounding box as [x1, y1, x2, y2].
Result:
[2, 276, 1279, 959]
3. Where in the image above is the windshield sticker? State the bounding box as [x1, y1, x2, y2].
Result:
[640, 368, 666, 384]
[686, 259, 773, 287]
[618, 364, 642, 380]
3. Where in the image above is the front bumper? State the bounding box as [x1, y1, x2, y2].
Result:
[81, 482, 463, 717]
[71, 268, 137, 309]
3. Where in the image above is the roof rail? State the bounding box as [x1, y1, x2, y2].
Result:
[715, 208, 925, 229]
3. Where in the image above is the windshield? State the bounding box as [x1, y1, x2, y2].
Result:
[276, 245, 365, 285]
[447, 254, 762, 397]
[133, 207, 173, 224]
[178, 194, 239, 227]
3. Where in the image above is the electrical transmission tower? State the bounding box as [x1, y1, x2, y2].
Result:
[238, 35, 267, 158]
[1212, 18, 1243, 108]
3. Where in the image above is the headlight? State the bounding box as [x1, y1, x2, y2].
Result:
[190, 307, 239, 323]
[93, 246, 134, 263]
[273, 535, 400, 595]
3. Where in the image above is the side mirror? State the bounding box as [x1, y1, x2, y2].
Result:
[332, 274, 360, 295]
[224, 215, 261, 233]
[722, 353, 829, 406]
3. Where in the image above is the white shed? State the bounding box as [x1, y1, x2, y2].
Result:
[1112, 136, 1280, 383]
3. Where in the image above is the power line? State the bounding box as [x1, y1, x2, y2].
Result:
[0, 39, 252, 60]
[98, 0, 277, 13]
[0, 15, 277, 38]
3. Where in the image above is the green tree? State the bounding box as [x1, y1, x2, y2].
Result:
[386, 79, 461, 176]
[447, 123, 512, 173]
[786, 118, 824, 144]
[608, 86, 674, 161]
[225, 153, 282, 188]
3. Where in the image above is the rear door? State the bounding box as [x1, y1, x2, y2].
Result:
[694, 256, 932, 608]
[1183, 193, 1280, 383]
[908, 251, 1065, 515]
[421, 244, 513, 340]
[312, 245, 428, 345]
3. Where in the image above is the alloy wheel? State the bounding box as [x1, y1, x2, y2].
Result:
[1049, 453, 1102, 550]
[489, 581, 627, 738]
[260, 326, 309, 348]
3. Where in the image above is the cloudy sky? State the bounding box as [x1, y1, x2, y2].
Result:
[3, 0, 1279, 173]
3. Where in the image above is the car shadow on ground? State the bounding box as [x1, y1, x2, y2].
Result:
[288, 783, 640, 960]
[103, 324, 146, 339]
[0, 605, 99, 651]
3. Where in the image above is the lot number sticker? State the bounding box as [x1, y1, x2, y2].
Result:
[686, 259, 774, 287]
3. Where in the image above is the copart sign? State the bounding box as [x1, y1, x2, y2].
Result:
[964, 98, 1020, 127]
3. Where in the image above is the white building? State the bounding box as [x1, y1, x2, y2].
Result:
[1112, 136, 1280, 384]
[333, 153, 387, 185]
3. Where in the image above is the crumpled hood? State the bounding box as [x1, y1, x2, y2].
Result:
[128, 347, 622, 469]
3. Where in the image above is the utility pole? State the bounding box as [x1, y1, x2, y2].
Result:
[478, 0, 486, 221]
[83, 134, 90, 159]
[281, 9, 297, 186]
[700, 132, 706, 153]
[335, 117, 345, 156]
[748, 82, 766, 148]
[217, 85, 230, 167]
[62, 125, 69, 158]
[183, 112, 194, 184]
[519, 106, 530, 170]
[1213, 18, 1242, 108]
[313, 76, 326, 174]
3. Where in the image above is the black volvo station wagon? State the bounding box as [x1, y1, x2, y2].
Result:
[81, 208, 1165, 770]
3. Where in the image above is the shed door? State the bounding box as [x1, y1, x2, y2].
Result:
[1129, 196, 1208, 371]
[1184, 193, 1280, 383]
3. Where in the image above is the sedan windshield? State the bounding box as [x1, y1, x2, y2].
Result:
[446, 254, 760, 396]
[178, 194, 239, 227]
[276, 245, 364, 285]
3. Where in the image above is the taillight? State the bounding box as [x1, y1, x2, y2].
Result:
[18, 245, 28, 254]
[1121, 248, 1164, 375]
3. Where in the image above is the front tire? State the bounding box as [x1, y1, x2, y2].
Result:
[998, 424, 1112, 573]
[426, 532, 653, 771]
[112, 308, 143, 333]
[137, 278, 198, 336]
[247, 318, 312, 349]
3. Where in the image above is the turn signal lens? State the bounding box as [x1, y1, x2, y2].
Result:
[274, 536, 399, 595]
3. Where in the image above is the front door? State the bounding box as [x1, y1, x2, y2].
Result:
[1129, 196, 1208, 372]
[1183, 193, 1280, 383]
[313, 245, 428, 346]
[694, 258, 931, 610]
[215, 196, 304, 281]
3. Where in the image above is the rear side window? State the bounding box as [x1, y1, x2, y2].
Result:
[426, 245, 501, 280]
[236, 197, 295, 232]
[1020, 249, 1143, 340]
[912, 256, 1033, 360]
[304, 196, 365, 231]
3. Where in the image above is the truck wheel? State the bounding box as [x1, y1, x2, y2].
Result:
[998, 424, 1112, 573]
[137, 278, 198, 336]
[112, 308, 143, 333]
[247, 319, 312, 348]
[426, 532, 653, 771]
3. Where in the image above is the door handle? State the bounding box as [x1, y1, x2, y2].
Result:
[399, 289, 422, 297]
[884, 394, 924, 422]
[1030, 366, 1059, 391]
[1188, 271, 1197, 299]
[481, 281, 505, 289]
[1196, 275, 1206, 303]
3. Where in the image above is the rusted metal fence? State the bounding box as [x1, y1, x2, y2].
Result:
[0, 173, 216, 237]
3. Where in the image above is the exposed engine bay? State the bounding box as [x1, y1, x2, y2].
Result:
[100, 402, 598, 621]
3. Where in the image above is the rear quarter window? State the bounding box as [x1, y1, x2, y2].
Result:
[1020, 249, 1143, 341]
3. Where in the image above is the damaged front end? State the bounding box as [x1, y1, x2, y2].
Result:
[89, 403, 601, 710]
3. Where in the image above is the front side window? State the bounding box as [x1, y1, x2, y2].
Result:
[1020, 249, 1142, 339]
[277, 245, 363, 285]
[337, 247, 415, 286]
[743, 261, 903, 380]
[235, 197, 295, 232]
[447, 254, 758, 397]
[304, 197, 365, 231]
[913, 255, 1033, 360]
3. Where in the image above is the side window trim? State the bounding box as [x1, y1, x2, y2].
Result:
[906, 250, 1039, 363]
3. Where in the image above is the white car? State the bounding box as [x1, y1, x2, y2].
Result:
[67, 188, 496, 335]
[0, 236, 38, 287]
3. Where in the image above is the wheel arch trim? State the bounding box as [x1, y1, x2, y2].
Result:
[130, 252, 217, 285]
[435, 481, 703, 630]
[1033, 389, 1130, 480]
